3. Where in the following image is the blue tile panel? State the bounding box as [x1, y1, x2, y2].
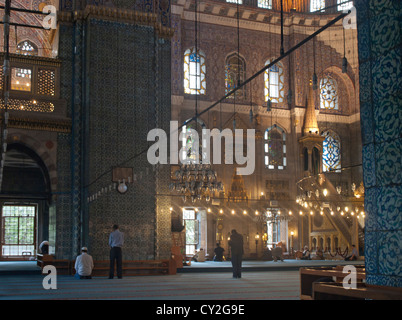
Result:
[356, 0, 402, 287]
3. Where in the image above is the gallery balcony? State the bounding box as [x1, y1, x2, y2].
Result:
[0, 53, 70, 133]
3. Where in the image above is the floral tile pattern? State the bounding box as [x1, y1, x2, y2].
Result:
[357, 0, 402, 287]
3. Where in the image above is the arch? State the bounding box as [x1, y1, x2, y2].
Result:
[319, 237, 324, 250]
[312, 146, 320, 175]
[312, 237, 317, 250]
[319, 75, 339, 110]
[264, 58, 285, 104]
[323, 66, 357, 114]
[5, 132, 57, 195]
[326, 237, 331, 251]
[3, 143, 51, 198]
[0, 1, 55, 57]
[225, 52, 246, 99]
[264, 124, 286, 170]
[16, 40, 38, 56]
[321, 130, 341, 173]
[184, 47, 206, 95]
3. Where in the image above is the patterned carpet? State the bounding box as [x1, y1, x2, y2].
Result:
[0, 270, 300, 300]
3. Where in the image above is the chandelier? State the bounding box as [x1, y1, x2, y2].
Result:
[169, 163, 223, 203]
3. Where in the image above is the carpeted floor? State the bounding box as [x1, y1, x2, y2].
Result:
[0, 260, 365, 301]
[0, 271, 300, 300]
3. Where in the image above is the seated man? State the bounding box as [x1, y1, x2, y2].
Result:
[213, 243, 225, 262]
[345, 244, 359, 261]
[271, 246, 283, 262]
[300, 246, 311, 260]
[74, 247, 94, 279]
[312, 247, 324, 260]
[192, 248, 206, 262]
[39, 240, 50, 254]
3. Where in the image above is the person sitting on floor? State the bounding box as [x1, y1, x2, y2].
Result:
[74, 247, 94, 279]
[213, 243, 225, 261]
[300, 246, 311, 260]
[192, 248, 206, 262]
[345, 244, 359, 261]
[39, 240, 49, 254]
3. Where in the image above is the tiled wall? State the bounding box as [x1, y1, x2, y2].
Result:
[356, 0, 401, 287]
[56, 14, 172, 260]
[86, 19, 171, 260]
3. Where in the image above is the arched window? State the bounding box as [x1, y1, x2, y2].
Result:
[337, 0, 353, 11]
[322, 130, 341, 172]
[258, 0, 272, 9]
[320, 76, 339, 110]
[225, 53, 246, 99]
[184, 48, 206, 95]
[16, 40, 38, 56]
[264, 59, 284, 104]
[310, 0, 325, 12]
[264, 125, 286, 170]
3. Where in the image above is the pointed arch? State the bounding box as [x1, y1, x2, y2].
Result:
[184, 48, 206, 95]
[320, 75, 339, 110]
[16, 40, 39, 56]
[264, 58, 284, 104]
[264, 125, 286, 170]
[225, 53, 246, 99]
[321, 130, 341, 172]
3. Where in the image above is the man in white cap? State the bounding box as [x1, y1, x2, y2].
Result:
[74, 247, 94, 279]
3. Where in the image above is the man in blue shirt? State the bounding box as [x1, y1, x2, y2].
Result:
[109, 224, 124, 279]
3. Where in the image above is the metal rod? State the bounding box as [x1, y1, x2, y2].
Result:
[0, 5, 47, 15]
[182, 11, 349, 130]
[0, 21, 48, 30]
[86, 11, 350, 189]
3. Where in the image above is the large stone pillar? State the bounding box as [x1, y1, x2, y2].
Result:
[355, 0, 401, 287]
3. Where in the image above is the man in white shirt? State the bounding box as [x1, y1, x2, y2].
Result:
[74, 247, 94, 279]
[193, 248, 206, 262]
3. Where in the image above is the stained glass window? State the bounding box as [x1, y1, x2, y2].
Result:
[184, 48, 206, 95]
[264, 59, 284, 104]
[264, 125, 286, 170]
[320, 76, 339, 110]
[225, 54, 246, 99]
[16, 40, 38, 56]
[258, 0, 272, 9]
[310, 0, 325, 12]
[337, 0, 354, 11]
[322, 130, 341, 172]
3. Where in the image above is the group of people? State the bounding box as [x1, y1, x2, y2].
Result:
[191, 230, 244, 279]
[192, 242, 225, 262]
[73, 227, 244, 280]
[42, 225, 358, 280]
[71, 224, 124, 279]
[297, 244, 359, 261]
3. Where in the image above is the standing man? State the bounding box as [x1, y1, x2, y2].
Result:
[74, 247, 94, 279]
[109, 224, 124, 279]
[229, 229, 244, 279]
